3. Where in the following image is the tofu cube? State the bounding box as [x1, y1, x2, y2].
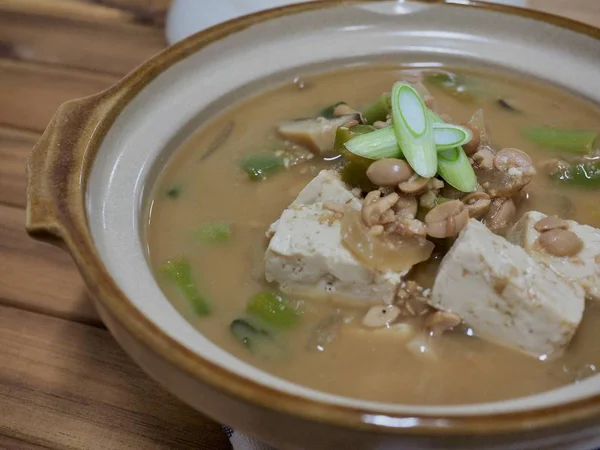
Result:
[291, 169, 361, 208]
[265, 203, 405, 304]
[266, 169, 360, 239]
[431, 219, 584, 358]
[506, 211, 600, 301]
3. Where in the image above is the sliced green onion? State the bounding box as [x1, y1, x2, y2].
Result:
[551, 159, 600, 188]
[241, 153, 285, 181]
[162, 258, 210, 316]
[437, 148, 477, 193]
[334, 125, 376, 152]
[247, 292, 298, 330]
[391, 82, 437, 177]
[362, 93, 391, 124]
[196, 222, 232, 244]
[335, 125, 377, 167]
[342, 122, 471, 159]
[429, 110, 477, 193]
[524, 126, 598, 153]
[343, 127, 402, 160]
[432, 123, 473, 150]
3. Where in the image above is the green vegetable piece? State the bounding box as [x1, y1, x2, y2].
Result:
[161, 258, 211, 316]
[342, 123, 471, 160]
[230, 319, 269, 349]
[362, 93, 392, 124]
[241, 153, 285, 180]
[551, 159, 600, 187]
[230, 318, 287, 360]
[341, 160, 378, 192]
[247, 292, 298, 329]
[334, 125, 377, 166]
[437, 147, 477, 192]
[429, 110, 477, 193]
[391, 82, 437, 178]
[524, 126, 598, 153]
[343, 126, 403, 161]
[319, 101, 346, 118]
[432, 122, 473, 150]
[425, 72, 484, 102]
[335, 124, 377, 148]
[166, 184, 182, 199]
[196, 222, 232, 244]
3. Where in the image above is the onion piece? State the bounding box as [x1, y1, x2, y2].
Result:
[341, 209, 434, 272]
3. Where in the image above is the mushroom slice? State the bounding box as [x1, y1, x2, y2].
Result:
[278, 115, 358, 155]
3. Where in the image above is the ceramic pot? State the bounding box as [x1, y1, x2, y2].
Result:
[26, 2, 600, 448]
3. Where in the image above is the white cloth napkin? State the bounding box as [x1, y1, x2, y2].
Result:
[164, 1, 527, 448]
[222, 425, 276, 450]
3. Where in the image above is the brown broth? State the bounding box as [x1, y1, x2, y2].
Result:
[146, 65, 600, 405]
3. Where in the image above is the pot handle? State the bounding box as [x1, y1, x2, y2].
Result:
[26, 90, 122, 248]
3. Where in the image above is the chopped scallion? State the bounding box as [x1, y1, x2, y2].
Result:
[343, 126, 402, 160]
[196, 222, 232, 244]
[432, 123, 473, 150]
[162, 258, 210, 316]
[429, 110, 477, 193]
[551, 159, 600, 187]
[425, 72, 484, 102]
[391, 82, 437, 177]
[335, 125, 377, 167]
[524, 126, 598, 153]
[437, 147, 477, 193]
[247, 292, 298, 330]
[241, 153, 285, 181]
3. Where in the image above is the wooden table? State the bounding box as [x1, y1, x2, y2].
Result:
[0, 1, 597, 449]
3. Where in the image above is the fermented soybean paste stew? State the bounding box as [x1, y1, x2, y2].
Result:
[146, 66, 600, 405]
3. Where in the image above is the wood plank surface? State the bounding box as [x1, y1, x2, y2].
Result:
[0, 204, 101, 325]
[0, 304, 230, 450]
[0, 0, 168, 26]
[0, 0, 232, 445]
[0, 58, 118, 132]
[0, 5, 167, 74]
[0, 126, 36, 209]
[0, 434, 50, 450]
[0, 1, 598, 449]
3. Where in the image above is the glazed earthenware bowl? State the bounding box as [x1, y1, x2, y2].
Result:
[26, 1, 600, 449]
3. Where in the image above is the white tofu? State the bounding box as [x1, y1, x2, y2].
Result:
[291, 169, 361, 208]
[266, 170, 360, 239]
[506, 211, 600, 301]
[431, 219, 584, 358]
[265, 203, 406, 305]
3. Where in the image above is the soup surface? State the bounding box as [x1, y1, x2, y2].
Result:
[146, 64, 600, 405]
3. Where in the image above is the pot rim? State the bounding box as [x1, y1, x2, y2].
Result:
[25, 0, 600, 437]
